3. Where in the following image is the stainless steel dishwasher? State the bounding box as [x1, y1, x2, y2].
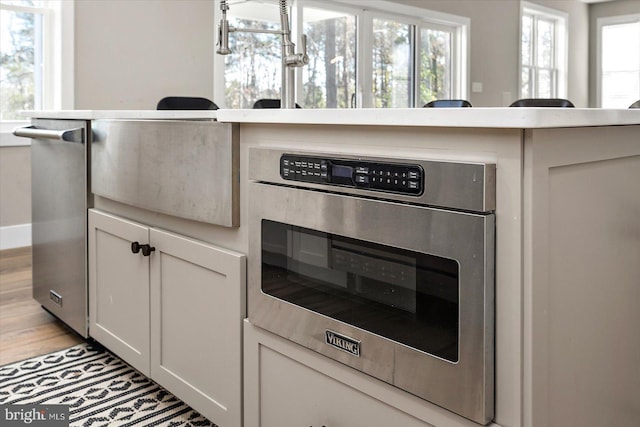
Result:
[14, 119, 92, 337]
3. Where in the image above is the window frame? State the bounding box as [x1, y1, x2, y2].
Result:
[596, 13, 640, 108]
[519, 1, 568, 100]
[0, 0, 73, 143]
[213, 0, 468, 109]
[415, 19, 465, 108]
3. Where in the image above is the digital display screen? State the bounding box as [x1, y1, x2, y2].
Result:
[332, 165, 352, 178]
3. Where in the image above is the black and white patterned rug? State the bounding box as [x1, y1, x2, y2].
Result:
[0, 342, 216, 426]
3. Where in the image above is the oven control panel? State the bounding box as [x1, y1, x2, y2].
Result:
[280, 154, 423, 195]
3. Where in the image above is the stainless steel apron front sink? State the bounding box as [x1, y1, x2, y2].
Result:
[91, 120, 239, 227]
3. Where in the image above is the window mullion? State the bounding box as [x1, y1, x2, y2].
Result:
[359, 11, 373, 108]
[414, 24, 421, 107]
[532, 15, 539, 97]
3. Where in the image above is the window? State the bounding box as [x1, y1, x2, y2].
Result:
[214, 0, 468, 108]
[0, 0, 47, 119]
[419, 24, 454, 106]
[302, 6, 356, 108]
[371, 17, 412, 108]
[597, 14, 640, 108]
[520, 2, 567, 99]
[0, 0, 72, 124]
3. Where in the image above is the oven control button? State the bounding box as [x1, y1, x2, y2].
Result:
[355, 174, 369, 185]
[408, 170, 419, 179]
[355, 166, 369, 174]
[408, 180, 419, 189]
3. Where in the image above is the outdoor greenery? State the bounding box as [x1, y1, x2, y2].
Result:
[224, 18, 281, 109]
[420, 29, 451, 106]
[371, 19, 410, 108]
[303, 14, 355, 108]
[0, 8, 36, 120]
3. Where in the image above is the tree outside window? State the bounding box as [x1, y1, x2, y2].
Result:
[372, 18, 411, 108]
[0, 1, 45, 120]
[302, 8, 356, 109]
[419, 28, 452, 106]
[224, 17, 281, 109]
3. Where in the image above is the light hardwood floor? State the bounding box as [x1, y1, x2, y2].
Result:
[0, 246, 84, 366]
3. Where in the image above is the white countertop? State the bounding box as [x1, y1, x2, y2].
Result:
[21, 110, 217, 120]
[216, 108, 640, 128]
[21, 108, 640, 128]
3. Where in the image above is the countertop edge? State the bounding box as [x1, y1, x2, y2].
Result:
[18, 108, 640, 128]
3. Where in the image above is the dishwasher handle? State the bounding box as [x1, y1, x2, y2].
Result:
[13, 125, 84, 143]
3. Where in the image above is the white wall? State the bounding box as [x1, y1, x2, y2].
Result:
[0, 146, 31, 248]
[74, 0, 215, 109]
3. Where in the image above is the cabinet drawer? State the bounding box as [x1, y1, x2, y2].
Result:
[259, 345, 430, 427]
[245, 321, 483, 427]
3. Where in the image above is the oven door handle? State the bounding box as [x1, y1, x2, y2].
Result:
[13, 125, 85, 144]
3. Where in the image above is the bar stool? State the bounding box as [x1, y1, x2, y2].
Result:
[157, 96, 218, 110]
[423, 99, 472, 108]
[253, 99, 302, 109]
[509, 98, 574, 107]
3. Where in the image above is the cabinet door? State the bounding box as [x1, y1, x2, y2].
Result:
[88, 209, 151, 375]
[149, 228, 245, 427]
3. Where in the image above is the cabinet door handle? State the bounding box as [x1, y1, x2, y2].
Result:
[131, 242, 155, 256]
[141, 245, 156, 256]
[13, 125, 84, 143]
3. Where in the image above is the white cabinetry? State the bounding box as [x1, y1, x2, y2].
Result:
[523, 127, 640, 427]
[88, 209, 245, 427]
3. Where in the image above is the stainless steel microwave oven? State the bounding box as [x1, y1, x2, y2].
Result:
[248, 147, 496, 424]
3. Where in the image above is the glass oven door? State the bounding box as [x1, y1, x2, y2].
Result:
[262, 220, 460, 362]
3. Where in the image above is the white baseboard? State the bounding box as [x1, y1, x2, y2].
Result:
[0, 223, 32, 250]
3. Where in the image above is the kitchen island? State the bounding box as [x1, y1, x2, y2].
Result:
[22, 108, 640, 427]
[216, 107, 639, 427]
